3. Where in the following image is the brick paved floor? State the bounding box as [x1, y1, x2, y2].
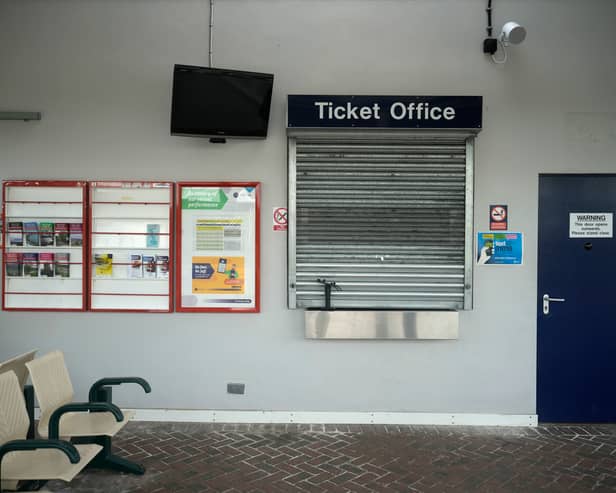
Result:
[43, 422, 616, 492]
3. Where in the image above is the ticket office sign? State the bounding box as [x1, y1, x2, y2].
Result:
[178, 184, 259, 312]
[287, 95, 483, 129]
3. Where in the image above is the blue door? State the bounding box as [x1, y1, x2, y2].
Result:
[537, 174, 616, 422]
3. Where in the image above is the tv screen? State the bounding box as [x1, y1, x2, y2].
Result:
[171, 64, 274, 139]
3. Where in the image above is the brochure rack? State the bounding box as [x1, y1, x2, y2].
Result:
[2, 181, 87, 311]
[176, 182, 260, 313]
[89, 181, 173, 312]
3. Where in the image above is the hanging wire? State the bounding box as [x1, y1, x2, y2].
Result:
[486, 0, 493, 37]
[208, 0, 214, 67]
[491, 39, 508, 64]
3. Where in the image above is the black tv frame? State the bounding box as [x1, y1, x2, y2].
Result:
[170, 64, 274, 140]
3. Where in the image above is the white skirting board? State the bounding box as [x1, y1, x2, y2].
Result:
[32, 408, 538, 426]
[125, 409, 538, 427]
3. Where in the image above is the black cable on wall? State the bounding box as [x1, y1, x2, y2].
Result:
[483, 0, 497, 54]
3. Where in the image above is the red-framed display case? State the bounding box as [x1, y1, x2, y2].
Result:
[88, 181, 173, 312]
[175, 182, 260, 313]
[2, 180, 88, 311]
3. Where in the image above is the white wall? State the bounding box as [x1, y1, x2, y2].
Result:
[1, 0, 615, 414]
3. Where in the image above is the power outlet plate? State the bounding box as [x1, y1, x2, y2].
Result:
[483, 38, 497, 54]
[227, 383, 245, 395]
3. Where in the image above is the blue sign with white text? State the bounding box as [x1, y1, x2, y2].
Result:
[192, 262, 214, 279]
[287, 95, 482, 129]
[477, 232, 523, 265]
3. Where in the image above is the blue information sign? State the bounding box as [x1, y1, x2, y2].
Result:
[288, 95, 482, 129]
[477, 232, 524, 265]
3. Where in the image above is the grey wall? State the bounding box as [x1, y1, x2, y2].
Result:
[1, 0, 615, 414]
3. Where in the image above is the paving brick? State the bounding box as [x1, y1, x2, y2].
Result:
[42, 422, 616, 492]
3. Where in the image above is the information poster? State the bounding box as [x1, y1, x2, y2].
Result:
[477, 232, 523, 265]
[177, 183, 259, 312]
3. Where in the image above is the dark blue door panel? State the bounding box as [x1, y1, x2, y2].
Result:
[538, 174, 616, 422]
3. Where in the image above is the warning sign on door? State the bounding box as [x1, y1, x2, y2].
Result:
[273, 207, 288, 232]
[569, 213, 613, 238]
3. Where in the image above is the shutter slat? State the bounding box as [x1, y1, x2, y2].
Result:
[292, 137, 468, 309]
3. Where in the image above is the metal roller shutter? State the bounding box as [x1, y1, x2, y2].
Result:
[288, 133, 474, 310]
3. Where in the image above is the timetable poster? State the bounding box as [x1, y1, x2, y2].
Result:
[178, 184, 259, 312]
[476, 232, 523, 265]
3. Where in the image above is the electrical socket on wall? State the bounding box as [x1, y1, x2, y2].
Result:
[483, 38, 497, 54]
[227, 383, 245, 395]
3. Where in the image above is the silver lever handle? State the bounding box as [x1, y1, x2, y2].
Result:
[543, 294, 565, 315]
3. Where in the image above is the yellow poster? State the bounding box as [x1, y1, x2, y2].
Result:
[192, 256, 245, 294]
[95, 253, 113, 277]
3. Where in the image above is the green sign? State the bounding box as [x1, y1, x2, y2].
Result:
[182, 188, 228, 210]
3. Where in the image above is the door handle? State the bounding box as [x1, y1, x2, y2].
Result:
[543, 293, 565, 315]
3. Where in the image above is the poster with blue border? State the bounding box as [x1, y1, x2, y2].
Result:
[477, 232, 523, 265]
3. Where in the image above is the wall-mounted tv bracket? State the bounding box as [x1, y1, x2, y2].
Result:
[316, 278, 341, 310]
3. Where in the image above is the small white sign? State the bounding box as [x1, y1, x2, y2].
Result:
[569, 212, 613, 238]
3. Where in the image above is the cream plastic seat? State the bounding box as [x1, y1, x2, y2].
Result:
[26, 350, 151, 475]
[0, 350, 37, 390]
[27, 351, 134, 440]
[0, 350, 38, 440]
[0, 371, 101, 493]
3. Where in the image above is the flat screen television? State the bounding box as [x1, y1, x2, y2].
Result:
[171, 64, 274, 139]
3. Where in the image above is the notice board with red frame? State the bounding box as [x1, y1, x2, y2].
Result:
[2, 180, 88, 311]
[88, 181, 174, 312]
[175, 182, 260, 313]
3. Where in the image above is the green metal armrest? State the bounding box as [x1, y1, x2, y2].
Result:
[88, 377, 151, 402]
[48, 402, 124, 440]
[0, 438, 80, 465]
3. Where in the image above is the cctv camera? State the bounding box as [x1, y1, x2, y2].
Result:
[500, 21, 526, 45]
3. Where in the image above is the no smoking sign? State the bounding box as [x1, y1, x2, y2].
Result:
[273, 207, 288, 231]
[490, 204, 508, 231]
